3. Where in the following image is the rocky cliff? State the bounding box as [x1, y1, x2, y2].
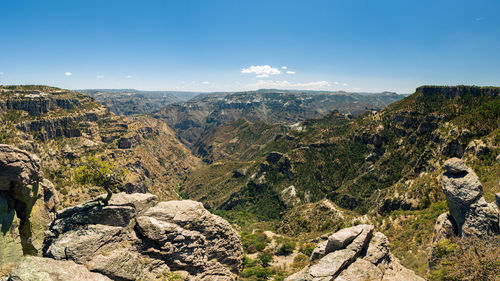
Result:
[0, 86, 201, 208]
[153, 90, 405, 149]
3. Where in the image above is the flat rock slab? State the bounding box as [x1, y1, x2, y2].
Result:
[2, 256, 111, 281]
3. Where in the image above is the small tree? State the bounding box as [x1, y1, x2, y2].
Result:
[74, 157, 124, 204]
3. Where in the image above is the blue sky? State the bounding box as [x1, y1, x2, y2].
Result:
[1, 0, 499, 93]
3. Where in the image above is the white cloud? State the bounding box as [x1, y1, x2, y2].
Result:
[281, 66, 287, 70]
[286, 71, 296, 74]
[202, 81, 209, 85]
[241, 65, 281, 77]
[65, 72, 72, 76]
[343, 83, 348, 86]
[245, 80, 330, 90]
[96, 75, 104, 79]
[0, 72, 4, 75]
[126, 75, 133, 79]
[334, 81, 339, 85]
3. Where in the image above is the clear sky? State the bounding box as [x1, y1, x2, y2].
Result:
[1, 0, 499, 93]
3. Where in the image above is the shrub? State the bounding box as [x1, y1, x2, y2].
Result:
[292, 253, 309, 269]
[242, 230, 269, 253]
[299, 243, 316, 257]
[276, 240, 296, 256]
[428, 236, 500, 281]
[240, 266, 273, 279]
[257, 252, 273, 267]
[73, 157, 125, 203]
[242, 256, 257, 268]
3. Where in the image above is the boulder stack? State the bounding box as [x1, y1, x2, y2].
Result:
[42, 192, 243, 281]
[286, 225, 424, 281]
[440, 158, 499, 237]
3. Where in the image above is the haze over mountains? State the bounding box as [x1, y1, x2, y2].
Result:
[77, 89, 202, 116]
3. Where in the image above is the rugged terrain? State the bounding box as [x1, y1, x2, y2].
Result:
[78, 89, 201, 116]
[152, 89, 405, 149]
[0, 144, 422, 281]
[0, 85, 200, 206]
[2, 84, 500, 280]
[181, 85, 500, 277]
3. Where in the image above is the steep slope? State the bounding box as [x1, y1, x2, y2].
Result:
[181, 85, 500, 275]
[184, 86, 500, 214]
[0, 85, 201, 207]
[153, 90, 405, 148]
[194, 118, 289, 163]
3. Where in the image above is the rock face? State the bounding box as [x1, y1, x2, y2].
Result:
[286, 225, 424, 281]
[1, 256, 111, 281]
[42, 192, 243, 281]
[280, 185, 301, 207]
[440, 158, 499, 237]
[0, 144, 57, 256]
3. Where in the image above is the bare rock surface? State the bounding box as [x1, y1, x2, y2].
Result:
[431, 213, 456, 244]
[1, 256, 111, 281]
[439, 158, 499, 237]
[0, 144, 57, 259]
[286, 225, 423, 281]
[41, 193, 243, 281]
[430, 158, 500, 268]
[281, 185, 301, 207]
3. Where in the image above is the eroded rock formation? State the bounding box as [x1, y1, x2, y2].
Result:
[439, 158, 499, 237]
[0, 144, 57, 256]
[42, 192, 243, 281]
[286, 225, 424, 281]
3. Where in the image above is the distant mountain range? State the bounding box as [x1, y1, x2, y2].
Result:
[76, 89, 202, 116]
[152, 90, 407, 148]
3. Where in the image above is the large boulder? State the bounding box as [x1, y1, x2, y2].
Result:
[286, 225, 424, 281]
[440, 158, 499, 237]
[41, 193, 243, 281]
[136, 200, 244, 273]
[0, 256, 111, 281]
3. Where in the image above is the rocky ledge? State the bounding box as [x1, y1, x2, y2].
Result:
[36, 192, 243, 281]
[1, 257, 112, 281]
[286, 224, 424, 281]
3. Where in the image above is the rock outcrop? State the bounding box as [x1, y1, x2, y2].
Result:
[1, 256, 112, 281]
[280, 185, 301, 207]
[286, 225, 424, 281]
[440, 158, 499, 237]
[42, 192, 243, 281]
[0, 144, 57, 256]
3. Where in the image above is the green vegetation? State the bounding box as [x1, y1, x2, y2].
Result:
[428, 236, 500, 281]
[241, 230, 269, 254]
[276, 239, 296, 256]
[73, 156, 125, 203]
